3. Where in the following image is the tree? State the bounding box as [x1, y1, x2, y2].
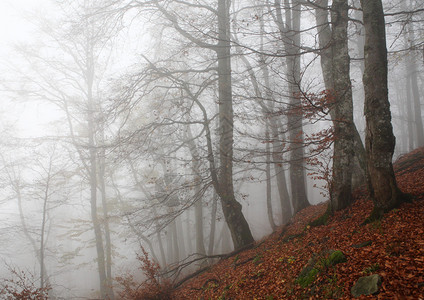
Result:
[274, 0, 309, 214]
[313, 0, 366, 210]
[109, 0, 255, 250]
[8, 1, 118, 296]
[328, 0, 355, 210]
[360, 0, 407, 217]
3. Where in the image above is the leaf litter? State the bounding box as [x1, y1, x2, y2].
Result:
[173, 147, 424, 299]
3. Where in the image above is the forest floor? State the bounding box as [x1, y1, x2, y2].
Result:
[172, 147, 424, 299]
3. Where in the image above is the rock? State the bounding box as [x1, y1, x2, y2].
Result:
[327, 250, 347, 265]
[351, 274, 382, 298]
[297, 250, 347, 288]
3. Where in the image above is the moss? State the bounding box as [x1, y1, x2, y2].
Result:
[296, 268, 319, 288]
[309, 204, 331, 227]
[297, 250, 347, 288]
[328, 250, 347, 265]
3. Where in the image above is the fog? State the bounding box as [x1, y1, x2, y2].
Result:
[0, 0, 422, 299]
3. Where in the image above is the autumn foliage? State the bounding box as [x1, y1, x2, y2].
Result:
[172, 147, 424, 299]
[116, 246, 173, 300]
[0, 265, 50, 300]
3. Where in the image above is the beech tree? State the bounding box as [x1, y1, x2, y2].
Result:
[360, 0, 408, 216]
[8, 1, 118, 297]
[313, 0, 366, 210]
[107, 0, 255, 250]
[274, 0, 309, 214]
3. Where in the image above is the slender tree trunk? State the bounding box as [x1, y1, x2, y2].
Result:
[360, 0, 407, 216]
[260, 38, 292, 222]
[208, 192, 218, 257]
[265, 124, 277, 231]
[87, 101, 108, 299]
[40, 168, 51, 290]
[111, 176, 161, 265]
[279, 0, 309, 213]
[156, 229, 167, 267]
[185, 213, 193, 255]
[186, 126, 206, 256]
[170, 218, 180, 263]
[329, 0, 355, 210]
[409, 62, 424, 147]
[235, 24, 291, 224]
[215, 0, 254, 250]
[405, 4, 424, 148]
[98, 140, 114, 299]
[406, 75, 415, 151]
[176, 215, 186, 259]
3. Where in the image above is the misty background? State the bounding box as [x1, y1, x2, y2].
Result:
[0, 0, 422, 299]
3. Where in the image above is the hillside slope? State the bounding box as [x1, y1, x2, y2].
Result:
[173, 148, 424, 299]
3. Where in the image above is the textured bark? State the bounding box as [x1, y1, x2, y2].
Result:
[329, 0, 355, 210]
[314, 0, 366, 193]
[360, 0, 405, 215]
[215, 0, 254, 250]
[287, 0, 309, 214]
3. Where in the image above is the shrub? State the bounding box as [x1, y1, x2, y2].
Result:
[0, 264, 50, 300]
[116, 246, 173, 300]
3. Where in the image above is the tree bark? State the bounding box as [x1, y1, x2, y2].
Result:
[265, 124, 277, 231]
[314, 0, 366, 192]
[215, 0, 254, 250]
[360, 0, 406, 216]
[281, 0, 309, 213]
[329, 0, 355, 210]
[208, 192, 218, 257]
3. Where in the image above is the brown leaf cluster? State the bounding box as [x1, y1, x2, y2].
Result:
[173, 147, 424, 299]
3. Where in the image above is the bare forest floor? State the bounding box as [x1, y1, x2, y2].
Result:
[172, 147, 424, 299]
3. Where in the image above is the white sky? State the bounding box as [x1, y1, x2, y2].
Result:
[0, 0, 59, 137]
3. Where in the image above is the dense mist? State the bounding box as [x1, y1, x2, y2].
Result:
[0, 0, 422, 299]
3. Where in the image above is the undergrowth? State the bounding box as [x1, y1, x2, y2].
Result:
[116, 246, 173, 300]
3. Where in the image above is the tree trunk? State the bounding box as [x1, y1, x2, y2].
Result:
[360, 0, 406, 216]
[186, 126, 206, 256]
[176, 215, 186, 259]
[87, 96, 108, 300]
[236, 22, 292, 224]
[329, 0, 355, 210]
[280, 0, 309, 213]
[405, 3, 424, 148]
[406, 75, 415, 151]
[208, 192, 218, 256]
[409, 60, 424, 148]
[98, 138, 114, 299]
[265, 124, 277, 231]
[215, 0, 254, 250]
[314, 0, 367, 189]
